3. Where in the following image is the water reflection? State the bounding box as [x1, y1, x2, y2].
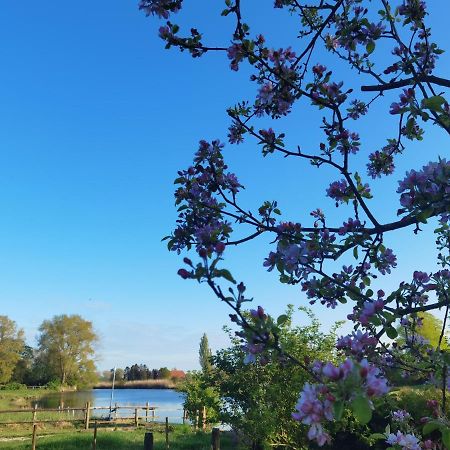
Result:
[33, 389, 185, 423]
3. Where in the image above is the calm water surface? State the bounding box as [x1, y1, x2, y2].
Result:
[34, 389, 185, 423]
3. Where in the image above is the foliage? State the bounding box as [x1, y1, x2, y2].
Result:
[0, 382, 27, 391]
[143, 0, 450, 447]
[199, 333, 213, 373]
[0, 316, 24, 384]
[11, 345, 35, 385]
[208, 308, 342, 449]
[158, 367, 171, 379]
[122, 365, 172, 381]
[397, 312, 449, 350]
[177, 370, 221, 424]
[37, 314, 98, 387]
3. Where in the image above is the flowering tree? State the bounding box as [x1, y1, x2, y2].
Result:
[141, 0, 449, 448]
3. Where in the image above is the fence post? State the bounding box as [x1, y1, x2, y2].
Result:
[31, 424, 37, 450]
[146, 402, 149, 423]
[144, 432, 154, 450]
[182, 409, 186, 425]
[211, 428, 220, 450]
[134, 408, 139, 427]
[165, 417, 169, 448]
[92, 420, 98, 450]
[151, 408, 155, 422]
[202, 406, 206, 431]
[114, 402, 118, 421]
[195, 409, 199, 430]
[32, 404, 37, 424]
[85, 402, 91, 430]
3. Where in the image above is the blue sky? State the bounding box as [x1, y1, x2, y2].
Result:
[0, 1, 448, 371]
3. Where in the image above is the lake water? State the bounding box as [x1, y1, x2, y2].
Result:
[33, 388, 185, 423]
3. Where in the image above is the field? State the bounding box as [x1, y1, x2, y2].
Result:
[0, 389, 236, 449]
[0, 425, 235, 449]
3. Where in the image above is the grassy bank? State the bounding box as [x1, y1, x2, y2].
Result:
[0, 388, 52, 410]
[94, 380, 177, 389]
[0, 425, 236, 449]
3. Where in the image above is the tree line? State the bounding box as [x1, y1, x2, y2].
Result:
[0, 314, 97, 388]
[99, 365, 173, 382]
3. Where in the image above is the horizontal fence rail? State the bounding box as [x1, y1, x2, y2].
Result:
[0, 403, 218, 449]
[0, 403, 208, 429]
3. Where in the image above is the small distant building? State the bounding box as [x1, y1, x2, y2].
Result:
[169, 369, 186, 380]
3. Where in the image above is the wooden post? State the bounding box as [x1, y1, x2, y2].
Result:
[32, 404, 37, 424]
[202, 406, 206, 431]
[195, 409, 199, 430]
[146, 402, 149, 423]
[134, 408, 139, 427]
[165, 417, 169, 448]
[144, 432, 154, 450]
[92, 421, 98, 450]
[85, 402, 91, 430]
[182, 409, 186, 425]
[151, 408, 155, 422]
[114, 402, 118, 421]
[211, 428, 220, 450]
[31, 424, 37, 450]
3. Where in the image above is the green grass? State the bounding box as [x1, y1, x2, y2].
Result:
[0, 425, 236, 449]
[0, 388, 53, 409]
[0, 390, 237, 448]
[0, 388, 85, 438]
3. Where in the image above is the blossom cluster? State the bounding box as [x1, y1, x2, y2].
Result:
[293, 358, 389, 446]
[138, 0, 182, 19]
[385, 431, 421, 450]
[397, 159, 450, 214]
[336, 330, 378, 357]
[168, 140, 241, 256]
[367, 145, 396, 179]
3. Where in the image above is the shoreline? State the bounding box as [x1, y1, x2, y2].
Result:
[93, 380, 178, 390]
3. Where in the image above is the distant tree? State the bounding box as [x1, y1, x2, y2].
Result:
[11, 345, 34, 385]
[0, 316, 24, 384]
[114, 367, 125, 381]
[158, 367, 171, 379]
[199, 333, 212, 373]
[123, 364, 152, 381]
[397, 311, 449, 349]
[37, 314, 98, 386]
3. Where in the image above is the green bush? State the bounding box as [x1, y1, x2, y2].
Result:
[177, 371, 221, 424]
[376, 385, 449, 421]
[0, 382, 27, 391]
[45, 379, 62, 390]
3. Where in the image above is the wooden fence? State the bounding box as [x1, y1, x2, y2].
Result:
[0, 404, 221, 449]
[0, 403, 209, 429]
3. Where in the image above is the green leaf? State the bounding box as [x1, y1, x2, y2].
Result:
[370, 433, 387, 441]
[353, 247, 359, 259]
[385, 326, 398, 339]
[442, 427, 450, 449]
[333, 401, 344, 421]
[422, 421, 441, 436]
[277, 314, 289, 326]
[351, 396, 372, 424]
[366, 289, 374, 298]
[216, 269, 236, 284]
[366, 41, 375, 54]
[422, 95, 446, 112]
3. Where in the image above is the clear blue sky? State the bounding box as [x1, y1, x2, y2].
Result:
[0, 2, 448, 371]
